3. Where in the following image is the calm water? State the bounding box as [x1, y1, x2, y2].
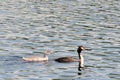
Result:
[0, 0, 120, 80]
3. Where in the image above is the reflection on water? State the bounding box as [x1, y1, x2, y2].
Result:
[0, 0, 120, 80]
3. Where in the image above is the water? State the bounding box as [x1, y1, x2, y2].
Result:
[0, 0, 120, 80]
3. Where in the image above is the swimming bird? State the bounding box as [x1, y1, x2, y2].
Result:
[22, 50, 51, 62]
[55, 46, 90, 67]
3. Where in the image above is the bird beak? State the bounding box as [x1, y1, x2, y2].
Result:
[85, 48, 92, 51]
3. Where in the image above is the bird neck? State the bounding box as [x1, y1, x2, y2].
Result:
[80, 54, 84, 68]
[78, 51, 84, 68]
[78, 50, 81, 59]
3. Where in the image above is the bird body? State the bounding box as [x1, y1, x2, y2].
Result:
[22, 50, 51, 62]
[55, 57, 80, 62]
[22, 56, 48, 62]
[55, 46, 90, 68]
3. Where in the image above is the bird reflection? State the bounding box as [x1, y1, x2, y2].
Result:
[78, 62, 84, 75]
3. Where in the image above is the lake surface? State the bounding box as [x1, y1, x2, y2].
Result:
[0, 0, 120, 80]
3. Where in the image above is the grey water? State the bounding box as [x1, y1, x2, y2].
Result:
[0, 0, 120, 80]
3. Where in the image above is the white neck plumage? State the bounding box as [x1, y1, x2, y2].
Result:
[80, 54, 84, 68]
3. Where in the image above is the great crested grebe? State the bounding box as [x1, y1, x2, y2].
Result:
[55, 46, 90, 67]
[22, 50, 51, 62]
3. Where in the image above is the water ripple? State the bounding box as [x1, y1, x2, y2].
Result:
[0, 0, 120, 80]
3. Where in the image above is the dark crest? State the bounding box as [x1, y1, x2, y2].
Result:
[77, 46, 85, 54]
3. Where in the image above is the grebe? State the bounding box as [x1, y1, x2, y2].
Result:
[22, 50, 51, 62]
[55, 46, 90, 67]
